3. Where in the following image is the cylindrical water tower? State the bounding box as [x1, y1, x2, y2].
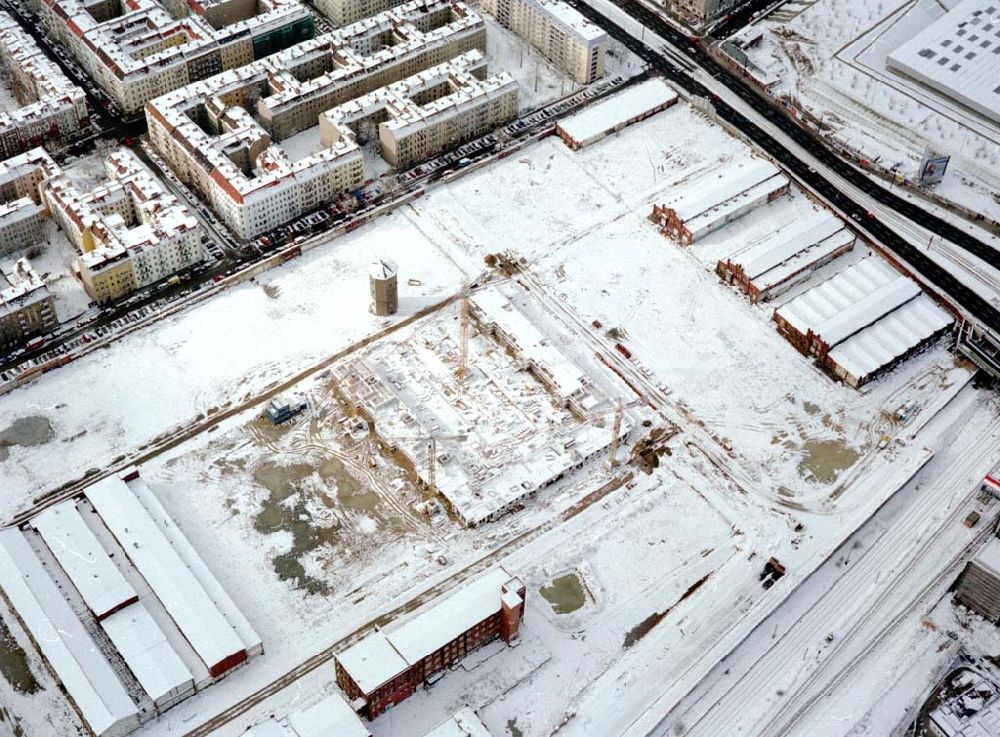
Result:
[369, 258, 398, 316]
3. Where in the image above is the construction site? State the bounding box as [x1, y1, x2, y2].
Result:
[331, 283, 632, 527]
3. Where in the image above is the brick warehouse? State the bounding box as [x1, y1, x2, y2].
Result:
[335, 566, 525, 719]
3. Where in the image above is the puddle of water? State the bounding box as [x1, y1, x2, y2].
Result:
[253, 457, 381, 595]
[0, 618, 40, 695]
[507, 719, 523, 737]
[318, 456, 379, 513]
[798, 439, 861, 484]
[253, 462, 341, 595]
[0, 416, 54, 462]
[540, 573, 585, 615]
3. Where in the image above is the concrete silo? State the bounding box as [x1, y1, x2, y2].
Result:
[369, 258, 398, 316]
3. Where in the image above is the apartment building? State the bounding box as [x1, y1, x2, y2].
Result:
[0, 15, 90, 158]
[335, 566, 525, 719]
[43, 149, 205, 304]
[0, 257, 57, 351]
[668, 0, 741, 23]
[38, 0, 314, 115]
[0, 148, 62, 256]
[146, 0, 486, 239]
[320, 50, 518, 168]
[482, 0, 607, 84]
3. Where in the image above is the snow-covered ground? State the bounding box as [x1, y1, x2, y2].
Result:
[24, 220, 93, 322]
[0, 94, 984, 737]
[741, 0, 1000, 221]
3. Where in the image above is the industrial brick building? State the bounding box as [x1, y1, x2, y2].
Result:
[335, 566, 525, 719]
[773, 256, 954, 388]
[715, 211, 855, 302]
[146, 0, 485, 239]
[0, 257, 58, 351]
[43, 149, 205, 304]
[482, 0, 607, 84]
[320, 50, 519, 169]
[37, 0, 314, 115]
[0, 469, 262, 737]
[955, 537, 1000, 622]
[0, 14, 90, 158]
[652, 160, 790, 245]
[0, 148, 62, 256]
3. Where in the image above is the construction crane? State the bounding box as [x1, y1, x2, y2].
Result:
[588, 398, 643, 467]
[456, 296, 470, 382]
[392, 433, 467, 492]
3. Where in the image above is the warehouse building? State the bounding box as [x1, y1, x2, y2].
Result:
[0, 148, 61, 256]
[887, 0, 1000, 124]
[38, 0, 313, 115]
[652, 160, 790, 245]
[146, 0, 485, 239]
[773, 256, 954, 387]
[0, 257, 58, 351]
[335, 566, 525, 718]
[715, 211, 855, 302]
[44, 149, 205, 304]
[0, 14, 90, 158]
[955, 537, 1000, 622]
[321, 50, 519, 169]
[0, 469, 261, 737]
[555, 78, 677, 150]
[482, 0, 607, 83]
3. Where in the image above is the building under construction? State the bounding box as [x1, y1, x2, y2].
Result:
[331, 285, 630, 527]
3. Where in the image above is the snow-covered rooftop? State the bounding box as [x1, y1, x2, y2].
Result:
[287, 693, 371, 737]
[422, 707, 494, 736]
[0, 529, 138, 737]
[557, 78, 676, 144]
[660, 159, 781, 223]
[85, 475, 247, 673]
[887, 0, 1000, 123]
[100, 602, 194, 706]
[338, 566, 514, 693]
[729, 211, 845, 281]
[31, 500, 138, 619]
[828, 294, 953, 381]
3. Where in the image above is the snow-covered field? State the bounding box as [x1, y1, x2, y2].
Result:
[741, 0, 1000, 220]
[0, 94, 984, 737]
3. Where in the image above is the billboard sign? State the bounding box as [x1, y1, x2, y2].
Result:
[919, 148, 950, 186]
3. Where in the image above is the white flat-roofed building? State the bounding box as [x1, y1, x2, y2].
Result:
[774, 257, 954, 387]
[483, 0, 607, 83]
[422, 708, 493, 737]
[31, 500, 139, 620]
[0, 528, 140, 737]
[146, 0, 485, 239]
[556, 78, 678, 149]
[652, 160, 791, 244]
[101, 602, 195, 710]
[887, 0, 1000, 124]
[85, 473, 257, 678]
[716, 211, 855, 302]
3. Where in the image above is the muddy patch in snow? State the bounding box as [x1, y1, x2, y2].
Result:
[540, 572, 585, 615]
[0, 416, 54, 462]
[0, 618, 39, 695]
[797, 438, 860, 484]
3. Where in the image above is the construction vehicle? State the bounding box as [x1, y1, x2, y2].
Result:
[760, 557, 786, 590]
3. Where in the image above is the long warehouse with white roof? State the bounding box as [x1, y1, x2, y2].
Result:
[773, 257, 954, 387]
[0, 469, 262, 737]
